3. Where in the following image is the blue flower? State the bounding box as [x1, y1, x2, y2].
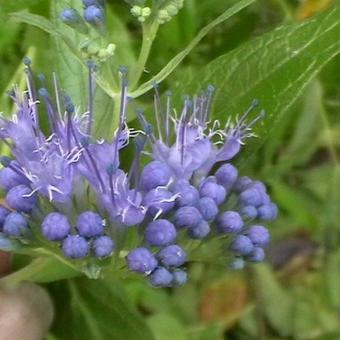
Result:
[0, 62, 278, 288]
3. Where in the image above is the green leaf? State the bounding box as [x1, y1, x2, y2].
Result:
[50, 277, 155, 340]
[270, 180, 318, 227]
[130, 0, 256, 97]
[253, 264, 294, 337]
[173, 7, 340, 166]
[10, 11, 56, 35]
[147, 313, 187, 340]
[0, 257, 79, 286]
[50, 1, 88, 109]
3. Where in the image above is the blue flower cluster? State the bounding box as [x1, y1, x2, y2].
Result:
[60, 0, 105, 28]
[0, 60, 277, 288]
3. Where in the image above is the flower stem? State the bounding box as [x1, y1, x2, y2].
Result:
[131, 20, 159, 90]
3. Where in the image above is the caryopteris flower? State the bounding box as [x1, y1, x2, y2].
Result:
[0, 59, 278, 287]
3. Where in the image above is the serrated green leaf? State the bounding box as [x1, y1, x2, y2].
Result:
[49, 278, 155, 340]
[130, 0, 256, 96]
[172, 7, 340, 167]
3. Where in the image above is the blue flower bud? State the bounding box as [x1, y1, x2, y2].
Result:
[84, 5, 104, 24]
[0, 165, 28, 192]
[215, 163, 238, 190]
[143, 188, 175, 217]
[140, 161, 172, 191]
[231, 235, 254, 255]
[126, 247, 158, 274]
[93, 235, 115, 258]
[199, 178, 226, 205]
[239, 187, 264, 207]
[234, 176, 252, 193]
[240, 205, 258, 219]
[174, 206, 202, 229]
[247, 225, 270, 246]
[172, 269, 188, 286]
[62, 235, 89, 259]
[6, 185, 37, 213]
[247, 247, 265, 262]
[158, 244, 187, 267]
[60, 8, 80, 24]
[82, 0, 104, 6]
[76, 211, 103, 237]
[149, 267, 173, 287]
[0, 206, 10, 229]
[257, 203, 278, 221]
[3, 212, 28, 237]
[197, 197, 218, 221]
[171, 180, 199, 207]
[230, 257, 245, 270]
[145, 219, 177, 247]
[120, 205, 145, 227]
[42, 212, 71, 241]
[188, 220, 210, 239]
[217, 211, 243, 233]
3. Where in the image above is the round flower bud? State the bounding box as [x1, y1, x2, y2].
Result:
[257, 203, 278, 221]
[230, 257, 245, 270]
[241, 205, 258, 219]
[188, 220, 210, 239]
[60, 8, 79, 24]
[217, 211, 243, 233]
[0, 165, 28, 192]
[247, 225, 270, 246]
[158, 244, 187, 267]
[3, 212, 28, 237]
[239, 187, 264, 207]
[0, 206, 10, 229]
[76, 211, 103, 237]
[174, 206, 202, 229]
[145, 219, 176, 247]
[197, 197, 218, 221]
[215, 163, 238, 190]
[231, 235, 254, 255]
[6, 185, 37, 213]
[171, 180, 199, 207]
[143, 188, 175, 217]
[199, 180, 226, 205]
[172, 269, 188, 286]
[247, 247, 265, 262]
[126, 248, 158, 274]
[62, 235, 89, 259]
[149, 267, 173, 287]
[84, 5, 104, 24]
[93, 235, 115, 258]
[234, 176, 252, 193]
[251, 181, 267, 193]
[140, 161, 172, 191]
[120, 205, 145, 227]
[42, 212, 71, 241]
[82, 0, 104, 6]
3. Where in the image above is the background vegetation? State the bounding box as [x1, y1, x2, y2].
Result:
[1, 0, 340, 339]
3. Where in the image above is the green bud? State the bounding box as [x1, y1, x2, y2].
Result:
[131, 6, 142, 17]
[106, 43, 116, 56]
[141, 7, 151, 17]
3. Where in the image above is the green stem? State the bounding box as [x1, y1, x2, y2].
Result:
[131, 20, 159, 90]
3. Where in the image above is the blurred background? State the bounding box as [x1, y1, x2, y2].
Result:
[1, 0, 340, 339]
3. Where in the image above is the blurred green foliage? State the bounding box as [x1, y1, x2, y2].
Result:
[1, 0, 340, 339]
